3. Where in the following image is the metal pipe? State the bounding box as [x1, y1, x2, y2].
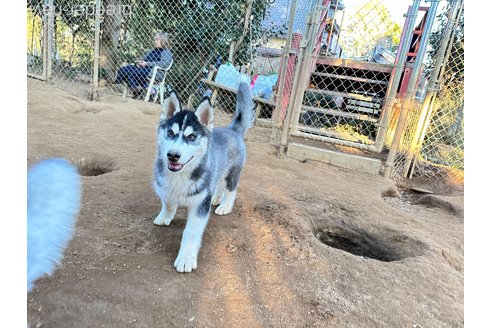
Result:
[327, 0, 339, 51]
[91, 0, 102, 101]
[291, 131, 378, 151]
[409, 0, 463, 177]
[408, 93, 437, 177]
[272, 0, 299, 129]
[335, 10, 345, 57]
[289, 3, 323, 135]
[383, 0, 440, 179]
[374, 0, 422, 153]
[279, 10, 317, 155]
[403, 0, 462, 177]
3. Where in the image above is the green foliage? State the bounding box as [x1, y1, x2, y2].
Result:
[121, 0, 283, 97]
[340, 0, 402, 59]
[27, 0, 285, 99]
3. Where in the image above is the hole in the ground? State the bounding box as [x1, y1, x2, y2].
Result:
[76, 157, 117, 176]
[314, 224, 426, 262]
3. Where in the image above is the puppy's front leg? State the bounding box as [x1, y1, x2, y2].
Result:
[174, 194, 211, 273]
[153, 200, 178, 226]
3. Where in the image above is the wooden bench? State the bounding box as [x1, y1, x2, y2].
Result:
[194, 65, 276, 126]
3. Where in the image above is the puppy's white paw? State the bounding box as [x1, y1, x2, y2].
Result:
[153, 209, 175, 226]
[215, 202, 233, 215]
[174, 249, 198, 273]
[211, 193, 223, 206]
[153, 216, 173, 226]
[153, 215, 166, 226]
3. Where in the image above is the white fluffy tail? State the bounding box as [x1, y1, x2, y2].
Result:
[27, 158, 81, 292]
[228, 75, 255, 137]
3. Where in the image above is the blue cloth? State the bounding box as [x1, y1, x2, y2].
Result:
[115, 48, 167, 90]
[214, 64, 242, 90]
[115, 65, 152, 89]
[144, 48, 164, 62]
[251, 74, 278, 100]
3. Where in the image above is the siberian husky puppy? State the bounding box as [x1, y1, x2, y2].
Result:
[153, 76, 254, 273]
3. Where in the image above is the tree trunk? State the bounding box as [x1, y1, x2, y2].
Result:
[69, 30, 76, 67]
[31, 12, 36, 54]
[99, 0, 123, 80]
[229, 0, 253, 65]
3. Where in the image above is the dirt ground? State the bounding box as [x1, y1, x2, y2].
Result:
[27, 82, 464, 328]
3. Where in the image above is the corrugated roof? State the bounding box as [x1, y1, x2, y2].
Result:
[261, 0, 345, 38]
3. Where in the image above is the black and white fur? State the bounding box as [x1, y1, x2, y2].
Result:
[153, 76, 254, 273]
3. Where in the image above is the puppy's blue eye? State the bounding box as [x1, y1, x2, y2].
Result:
[167, 129, 174, 137]
[187, 134, 197, 141]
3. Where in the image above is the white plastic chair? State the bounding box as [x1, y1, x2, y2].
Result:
[122, 58, 173, 104]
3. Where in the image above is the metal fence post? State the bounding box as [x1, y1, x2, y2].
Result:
[278, 11, 315, 156]
[403, 0, 463, 177]
[278, 0, 324, 156]
[374, 0, 421, 153]
[44, 0, 54, 82]
[288, 2, 322, 135]
[91, 0, 102, 101]
[272, 0, 299, 130]
[383, 0, 440, 179]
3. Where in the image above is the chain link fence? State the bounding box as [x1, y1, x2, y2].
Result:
[390, 0, 464, 188]
[27, 0, 311, 143]
[288, 0, 402, 150]
[27, 0, 464, 189]
[27, 0, 98, 97]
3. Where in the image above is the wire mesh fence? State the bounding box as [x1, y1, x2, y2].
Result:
[288, 0, 402, 150]
[337, 0, 402, 62]
[27, 5, 45, 78]
[26, 0, 464, 188]
[27, 0, 311, 143]
[390, 0, 464, 186]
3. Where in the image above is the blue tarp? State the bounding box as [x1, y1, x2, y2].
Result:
[214, 63, 278, 100]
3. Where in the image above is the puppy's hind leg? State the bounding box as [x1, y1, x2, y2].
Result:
[215, 165, 242, 215]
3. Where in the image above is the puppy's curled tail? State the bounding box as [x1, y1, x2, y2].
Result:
[27, 158, 82, 292]
[229, 75, 255, 137]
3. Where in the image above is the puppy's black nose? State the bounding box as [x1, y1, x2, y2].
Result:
[167, 151, 181, 162]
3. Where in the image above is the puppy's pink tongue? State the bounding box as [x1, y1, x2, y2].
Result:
[168, 163, 183, 172]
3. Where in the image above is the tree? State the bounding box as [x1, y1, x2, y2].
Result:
[27, 0, 283, 98]
[339, 0, 402, 60]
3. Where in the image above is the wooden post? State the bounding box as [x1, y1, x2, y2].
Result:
[91, 0, 102, 100]
[228, 41, 235, 64]
[44, 0, 54, 82]
[41, 5, 48, 81]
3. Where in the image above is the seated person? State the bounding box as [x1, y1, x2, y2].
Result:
[115, 32, 173, 99]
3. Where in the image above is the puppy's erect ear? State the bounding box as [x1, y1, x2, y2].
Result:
[160, 91, 181, 120]
[194, 97, 214, 129]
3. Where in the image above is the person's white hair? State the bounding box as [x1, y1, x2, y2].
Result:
[154, 32, 171, 49]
